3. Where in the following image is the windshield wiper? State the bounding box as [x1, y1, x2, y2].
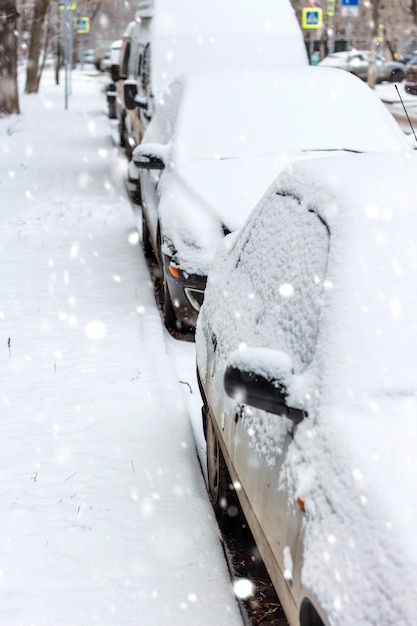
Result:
[301, 148, 363, 153]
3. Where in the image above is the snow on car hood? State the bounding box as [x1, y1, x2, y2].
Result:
[157, 156, 279, 275]
[158, 152, 340, 276]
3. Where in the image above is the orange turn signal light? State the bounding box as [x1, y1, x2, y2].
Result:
[168, 265, 180, 279]
[297, 497, 305, 512]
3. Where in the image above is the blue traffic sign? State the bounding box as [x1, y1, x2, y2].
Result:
[302, 7, 323, 28]
[341, 0, 359, 5]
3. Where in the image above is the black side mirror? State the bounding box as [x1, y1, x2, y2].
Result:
[133, 153, 165, 170]
[124, 80, 138, 111]
[224, 363, 306, 424]
[136, 96, 148, 111]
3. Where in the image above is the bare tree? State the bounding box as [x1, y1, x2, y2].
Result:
[411, 0, 417, 23]
[25, 0, 50, 93]
[0, 0, 20, 114]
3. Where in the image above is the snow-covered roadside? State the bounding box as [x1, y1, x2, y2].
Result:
[0, 68, 242, 625]
[374, 80, 417, 132]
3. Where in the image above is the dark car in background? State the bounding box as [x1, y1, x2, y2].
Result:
[319, 50, 405, 83]
[405, 53, 417, 94]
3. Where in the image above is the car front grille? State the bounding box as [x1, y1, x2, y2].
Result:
[406, 68, 417, 81]
[184, 287, 205, 312]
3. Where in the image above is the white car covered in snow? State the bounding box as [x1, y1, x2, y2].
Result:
[133, 66, 413, 332]
[196, 151, 417, 626]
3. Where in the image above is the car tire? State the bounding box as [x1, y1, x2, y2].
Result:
[141, 209, 154, 259]
[206, 413, 234, 516]
[161, 259, 177, 330]
[119, 116, 126, 148]
[157, 233, 177, 331]
[108, 99, 117, 119]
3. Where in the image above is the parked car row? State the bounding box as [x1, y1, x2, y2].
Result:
[133, 66, 411, 331]
[107, 0, 308, 174]
[105, 2, 417, 626]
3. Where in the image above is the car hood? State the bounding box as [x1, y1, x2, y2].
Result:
[284, 394, 417, 625]
[158, 153, 338, 276]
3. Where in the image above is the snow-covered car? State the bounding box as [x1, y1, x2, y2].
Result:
[319, 50, 405, 83]
[106, 40, 122, 119]
[82, 49, 95, 65]
[133, 66, 412, 332]
[100, 51, 112, 72]
[196, 151, 417, 626]
[121, 0, 307, 176]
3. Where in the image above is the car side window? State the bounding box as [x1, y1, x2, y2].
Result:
[121, 41, 130, 79]
[140, 43, 151, 94]
[150, 81, 182, 145]
[235, 192, 330, 372]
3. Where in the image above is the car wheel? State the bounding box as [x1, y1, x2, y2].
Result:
[206, 413, 234, 516]
[141, 209, 154, 259]
[157, 234, 177, 331]
[108, 99, 117, 119]
[119, 117, 126, 148]
[161, 259, 177, 330]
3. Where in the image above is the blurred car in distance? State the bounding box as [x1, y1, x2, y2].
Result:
[105, 40, 122, 119]
[100, 51, 112, 72]
[196, 151, 417, 626]
[405, 53, 417, 94]
[319, 49, 405, 82]
[40, 52, 55, 68]
[133, 66, 412, 332]
[81, 49, 95, 65]
[118, 0, 307, 174]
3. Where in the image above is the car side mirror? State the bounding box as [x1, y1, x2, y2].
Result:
[133, 154, 165, 170]
[132, 142, 169, 170]
[124, 80, 138, 111]
[224, 348, 306, 424]
[135, 95, 148, 110]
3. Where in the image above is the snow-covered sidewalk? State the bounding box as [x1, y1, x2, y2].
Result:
[0, 68, 242, 625]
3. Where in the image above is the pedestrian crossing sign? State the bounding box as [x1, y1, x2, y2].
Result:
[76, 17, 90, 34]
[302, 7, 323, 29]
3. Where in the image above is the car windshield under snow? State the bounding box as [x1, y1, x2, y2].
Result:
[174, 69, 408, 161]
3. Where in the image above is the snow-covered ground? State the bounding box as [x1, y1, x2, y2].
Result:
[375, 79, 417, 132]
[0, 67, 243, 625]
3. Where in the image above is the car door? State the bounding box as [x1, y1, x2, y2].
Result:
[348, 52, 367, 79]
[215, 189, 331, 615]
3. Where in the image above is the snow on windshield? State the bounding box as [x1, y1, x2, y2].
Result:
[174, 67, 409, 160]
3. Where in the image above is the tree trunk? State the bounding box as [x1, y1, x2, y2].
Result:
[25, 0, 50, 93]
[0, 0, 20, 114]
[371, 0, 379, 39]
[411, 0, 417, 24]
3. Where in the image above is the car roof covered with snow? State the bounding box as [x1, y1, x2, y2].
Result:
[147, 0, 308, 95]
